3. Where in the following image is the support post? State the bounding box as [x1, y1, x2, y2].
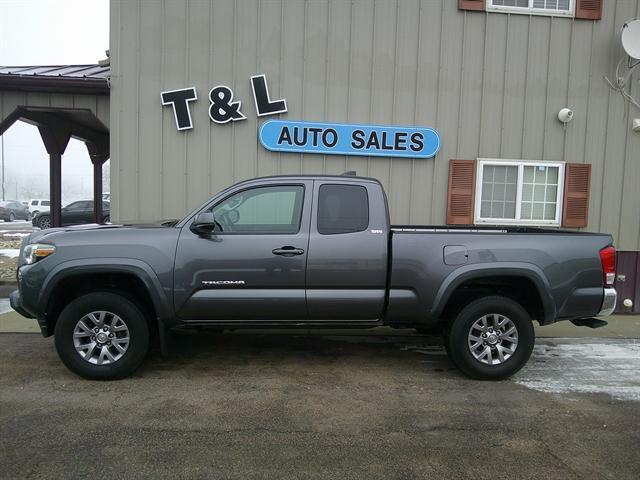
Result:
[93, 160, 103, 223]
[37, 125, 70, 229]
[49, 153, 62, 228]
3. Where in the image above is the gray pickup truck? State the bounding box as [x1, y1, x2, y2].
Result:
[11, 174, 617, 380]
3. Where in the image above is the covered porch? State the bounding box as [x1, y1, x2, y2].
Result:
[0, 64, 110, 227]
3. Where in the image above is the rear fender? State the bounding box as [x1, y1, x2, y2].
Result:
[430, 262, 556, 323]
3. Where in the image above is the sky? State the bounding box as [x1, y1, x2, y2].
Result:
[0, 0, 109, 202]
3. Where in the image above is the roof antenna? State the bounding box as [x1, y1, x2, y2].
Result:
[341, 171, 357, 176]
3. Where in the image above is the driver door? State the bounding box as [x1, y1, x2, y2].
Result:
[174, 180, 312, 322]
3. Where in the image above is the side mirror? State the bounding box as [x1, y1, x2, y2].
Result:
[190, 211, 216, 235]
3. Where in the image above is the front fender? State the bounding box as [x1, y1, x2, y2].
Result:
[37, 258, 173, 323]
[430, 262, 556, 323]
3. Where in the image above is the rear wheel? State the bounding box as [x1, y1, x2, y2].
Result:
[8, 212, 14, 222]
[37, 215, 51, 229]
[54, 292, 150, 380]
[445, 296, 534, 380]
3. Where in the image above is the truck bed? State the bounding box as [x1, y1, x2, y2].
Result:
[386, 226, 613, 326]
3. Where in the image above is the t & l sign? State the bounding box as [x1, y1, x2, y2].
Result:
[160, 74, 286, 130]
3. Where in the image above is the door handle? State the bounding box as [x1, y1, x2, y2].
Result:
[272, 246, 305, 257]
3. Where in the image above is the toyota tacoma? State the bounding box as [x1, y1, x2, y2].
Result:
[11, 175, 617, 380]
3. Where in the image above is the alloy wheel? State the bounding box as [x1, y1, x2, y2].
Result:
[467, 313, 519, 365]
[73, 311, 130, 365]
[38, 217, 51, 229]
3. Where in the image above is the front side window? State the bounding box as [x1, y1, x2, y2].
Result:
[317, 184, 369, 235]
[488, 0, 573, 16]
[476, 160, 564, 226]
[31, 200, 38, 206]
[66, 201, 89, 211]
[42, 201, 50, 206]
[65, 202, 82, 211]
[211, 185, 304, 234]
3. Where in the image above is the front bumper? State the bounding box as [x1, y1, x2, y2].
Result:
[597, 288, 617, 317]
[10, 289, 51, 336]
[10, 290, 35, 319]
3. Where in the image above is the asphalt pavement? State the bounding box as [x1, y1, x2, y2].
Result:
[1, 331, 638, 479]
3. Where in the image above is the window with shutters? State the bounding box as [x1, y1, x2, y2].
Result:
[488, 0, 574, 17]
[475, 159, 565, 226]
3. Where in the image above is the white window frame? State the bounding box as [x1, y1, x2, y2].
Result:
[475, 159, 565, 227]
[487, 0, 575, 18]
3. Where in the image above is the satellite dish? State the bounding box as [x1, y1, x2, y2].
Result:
[621, 19, 640, 60]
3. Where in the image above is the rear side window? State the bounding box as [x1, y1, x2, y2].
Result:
[42, 201, 50, 206]
[317, 184, 369, 235]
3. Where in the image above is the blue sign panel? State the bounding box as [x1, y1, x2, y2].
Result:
[259, 120, 440, 159]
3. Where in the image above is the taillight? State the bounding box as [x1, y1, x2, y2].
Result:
[599, 246, 616, 287]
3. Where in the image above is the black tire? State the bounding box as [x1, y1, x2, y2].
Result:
[54, 292, 150, 380]
[445, 296, 534, 380]
[8, 212, 14, 222]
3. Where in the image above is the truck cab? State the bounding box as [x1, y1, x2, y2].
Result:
[174, 176, 389, 323]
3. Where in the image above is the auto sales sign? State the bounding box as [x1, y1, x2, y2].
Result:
[259, 120, 440, 159]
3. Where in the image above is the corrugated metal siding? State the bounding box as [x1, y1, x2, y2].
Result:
[110, 0, 640, 250]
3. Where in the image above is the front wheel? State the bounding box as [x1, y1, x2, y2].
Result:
[445, 296, 534, 380]
[54, 292, 150, 380]
[8, 212, 14, 222]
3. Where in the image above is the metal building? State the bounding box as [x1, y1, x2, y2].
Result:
[110, 0, 638, 240]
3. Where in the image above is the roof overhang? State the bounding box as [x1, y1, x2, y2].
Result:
[0, 64, 110, 95]
[0, 74, 109, 95]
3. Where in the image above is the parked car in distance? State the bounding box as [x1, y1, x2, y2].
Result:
[32, 200, 110, 229]
[0, 200, 30, 222]
[11, 175, 617, 381]
[28, 199, 50, 217]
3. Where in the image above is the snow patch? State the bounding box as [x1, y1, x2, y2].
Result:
[0, 249, 20, 258]
[516, 341, 640, 402]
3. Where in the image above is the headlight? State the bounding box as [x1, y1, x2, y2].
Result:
[23, 244, 56, 265]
